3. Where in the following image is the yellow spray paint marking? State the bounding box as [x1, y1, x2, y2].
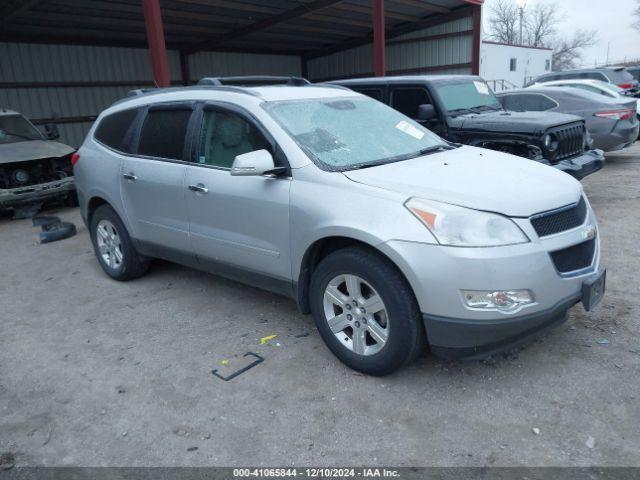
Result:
[259, 334, 278, 345]
[220, 359, 230, 366]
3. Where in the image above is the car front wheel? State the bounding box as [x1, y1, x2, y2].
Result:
[310, 247, 424, 376]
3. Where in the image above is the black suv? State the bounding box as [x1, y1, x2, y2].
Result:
[331, 75, 605, 180]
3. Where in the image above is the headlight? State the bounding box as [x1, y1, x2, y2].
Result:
[543, 133, 558, 151]
[405, 198, 529, 247]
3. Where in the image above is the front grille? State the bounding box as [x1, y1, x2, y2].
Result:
[531, 197, 587, 237]
[549, 123, 585, 161]
[0, 156, 73, 189]
[550, 238, 596, 274]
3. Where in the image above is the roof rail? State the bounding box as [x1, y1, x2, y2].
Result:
[198, 76, 311, 87]
[126, 88, 157, 97]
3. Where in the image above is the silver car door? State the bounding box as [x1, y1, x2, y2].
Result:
[120, 103, 193, 253]
[184, 104, 292, 287]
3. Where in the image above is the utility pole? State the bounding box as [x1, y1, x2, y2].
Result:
[516, 0, 527, 45]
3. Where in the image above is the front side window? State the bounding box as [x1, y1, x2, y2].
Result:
[264, 96, 447, 171]
[434, 81, 502, 114]
[510, 58, 517, 71]
[95, 108, 138, 152]
[391, 88, 431, 118]
[0, 114, 42, 144]
[138, 108, 192, 160]
[197, 110, 271, 168]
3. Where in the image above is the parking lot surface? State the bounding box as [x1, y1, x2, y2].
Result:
[1, 145, 640, 467]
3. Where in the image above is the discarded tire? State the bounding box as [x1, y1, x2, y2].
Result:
[33, 215, 77, 243]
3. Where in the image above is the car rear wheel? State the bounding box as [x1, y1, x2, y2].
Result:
[310, 247, 424, 376]
[90, 204, 149, 281]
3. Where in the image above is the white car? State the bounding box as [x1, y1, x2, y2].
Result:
[531, 79, 640, 116]
[74, 76, 606, 375]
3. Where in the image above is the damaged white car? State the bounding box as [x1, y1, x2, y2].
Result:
[0, 109, 76, 211]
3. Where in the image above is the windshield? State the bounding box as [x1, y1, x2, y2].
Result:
[434, 81, 503, 114]
[0, 114, 42, 144]
[264, 96, 448, 170]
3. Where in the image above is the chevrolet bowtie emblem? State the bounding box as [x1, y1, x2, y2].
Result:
[583, 226, 596, 240]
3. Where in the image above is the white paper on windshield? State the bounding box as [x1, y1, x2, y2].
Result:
[473, 81, 490, 95]
[395, 120, 425, 140]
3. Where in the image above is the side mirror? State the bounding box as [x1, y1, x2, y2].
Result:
[231, 149, 280, 177]
[43, 123, 60, 140]
[417, 104, 436, 121]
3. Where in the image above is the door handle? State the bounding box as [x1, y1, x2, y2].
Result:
[122, 173, 137, 181]
[188, 184, 209, 194]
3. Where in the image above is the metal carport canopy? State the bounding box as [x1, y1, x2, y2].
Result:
[0, 0, 483, 86]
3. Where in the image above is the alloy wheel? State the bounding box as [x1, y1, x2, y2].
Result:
[322, 274, 389, 356]
[96, 219, 124, 270]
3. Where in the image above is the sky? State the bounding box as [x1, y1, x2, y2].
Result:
[481, 0, 640, 67]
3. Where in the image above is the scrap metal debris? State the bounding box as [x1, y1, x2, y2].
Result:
[211, 352, 264, 382]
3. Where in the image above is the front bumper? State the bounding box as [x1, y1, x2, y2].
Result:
[548, 149, 605, 180]
[424, 293, 580, 360]
[379, 205, 603, 360]
[0, 176, 75, 207]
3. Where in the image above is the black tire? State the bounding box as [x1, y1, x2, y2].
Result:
[310, 247, 425, 376]
[89, 204, 149, 281]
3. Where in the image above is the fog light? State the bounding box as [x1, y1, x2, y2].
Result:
[462, 290, 534, 312]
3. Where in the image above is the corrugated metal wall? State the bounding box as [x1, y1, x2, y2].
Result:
[0, 43, 180, 147]
[190, 51, 301, 80]
[0, 43, 300, 147]
[307, 16, 473, 82]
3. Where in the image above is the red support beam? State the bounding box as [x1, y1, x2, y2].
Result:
[372, 0, 386, 76]
[142, 0, 171, 88]
[471, 4, 482, 75]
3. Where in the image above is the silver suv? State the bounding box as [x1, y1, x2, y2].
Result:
[74, 77, 606, 375]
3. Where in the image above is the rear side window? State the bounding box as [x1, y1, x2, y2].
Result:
[137, 108, 192, 160]
[391, 88, 431, 118]
[500, 93, 557, 112]
[95, 108, 138, 152]
[581, 72, 607, 81]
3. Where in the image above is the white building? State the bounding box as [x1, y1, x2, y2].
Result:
[480, 40, 553, 91]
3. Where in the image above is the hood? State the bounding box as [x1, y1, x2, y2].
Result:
[448, 110, 583, 135]
[343, 145, 582, 217]
[0, 140, 75, 164]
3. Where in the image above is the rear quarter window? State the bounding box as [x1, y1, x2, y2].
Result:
[94, 108, 139, 152]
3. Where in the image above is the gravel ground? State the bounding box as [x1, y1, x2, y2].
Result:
[1, 145, 639, 467]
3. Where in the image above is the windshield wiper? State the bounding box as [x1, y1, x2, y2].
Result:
[449, 105, 501, 116]
[416, 144, 455, 155]
[448, 107, 474, 116]
[345, 144, 456, 171]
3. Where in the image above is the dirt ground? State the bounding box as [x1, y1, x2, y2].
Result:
[1, 145, 639, 467]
